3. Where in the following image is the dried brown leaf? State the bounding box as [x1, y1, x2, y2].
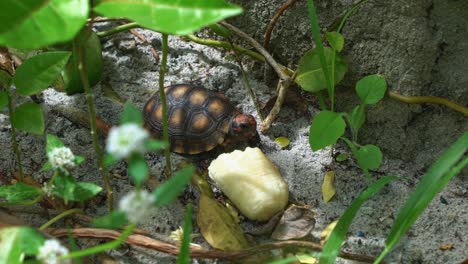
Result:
[271, 204, 316, 240]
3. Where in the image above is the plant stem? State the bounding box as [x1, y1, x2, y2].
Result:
[75, 19, 113, 211]
[316, 91, 328, 111]
[6, 88, 23, 181]
[62, 224, 136, 260]
[39, 208, 83, 231]
[96, 22, 140, 38]
[388, 91, 468, 116]
[306, 0, 333, 108]
[159, 34, 172, 177]
[337, 0, 370, 33]
[184, 34, 265, 62]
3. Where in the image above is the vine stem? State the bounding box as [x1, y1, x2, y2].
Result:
[388, 91, 468, 116]
[159, 34, 172, 177]
[39, 208, 83, 231]
[5, 88, 23, 181]
[75, 17, 113, 211]
[61, 224, 136, 260]
[96, 22, 139, 38]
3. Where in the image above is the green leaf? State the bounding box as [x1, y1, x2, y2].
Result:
[348, 104, 366, 132]
[355, 144, 383, 170]
[52, 175, 101, 202]
[93, 210, 129, 229]
[309, 111, 346, 151]
[153, 166, 194, 207]
[11, 102, 44, 135]
[13, 52, 71, 96]
[46, 134, 65, 153]
[295, 47, 348, 92]
[94, 0, 243, 35]
[335, 153, 348, 162]
[319, 176, 397, 264]
[0, 91, 8, 110]
[0, 1, 47, 34]
[0, 227, 45, 263]
[0, 70, 12, 88]
[73, 182, 103, 201]
[146, 139, 168, 151]
[121, 102, 143, 125]
[376, 133, 468, 263]
[178, 204, 193, 264]
[325, 32, 344, 52]
[0, 0, 89, 49]
[128, 153, 149, 186]
[208, 24, 231, 38]
[54, 32, 103, 95]
[75, 155, 85, 165]
[40, 161, 53, 172]
[104, 153, 117, 167]
[0, 183, 43, 203]
[356, 74, 387, 105]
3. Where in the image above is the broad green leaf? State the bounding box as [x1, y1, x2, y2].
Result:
[0, 183, 43, 203]
[178, 204, 193, 264]
[11, 102, 44, 135]
[348, 104, 366, 133]
[128, 153, 149, 186]
[153, 166, 194, 207]
[309, 111, 346, 151]
[319, 176, 397, 264]
[93, 210, 129, 229]
[13, 52, 71, 96]
[94, 0, 243, 35]
[146, 139, 168, 151]
[0, 1, 47, 34]
[355, 144, 383, 170]
[54, 32, 103, 95]
[325, 32, 344, 52]
[73, 182, 103, 201]
[0, 91, 7, 110]
[121, 102, 143, 125]
[46, 134, 65, 153]
[0, 227, 45, 264]
[52, 175, 101, 202]
[376, 133, 468, 263]
[356, 74, 387, 104]
[335, 153, 348, 162]
[0, 0, 89, 49]
[295, 47, 348, 92]
[0, 70, 12, 88]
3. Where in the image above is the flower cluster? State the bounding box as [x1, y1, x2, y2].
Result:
[37, 239, 71, 264]
[47, 147, 76, 173]
[106, 123, 149, 159]
[118, 190, 155, 224]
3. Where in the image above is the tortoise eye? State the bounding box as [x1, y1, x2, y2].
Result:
[239, 122, 249, 129]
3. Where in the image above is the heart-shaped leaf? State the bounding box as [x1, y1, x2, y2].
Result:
[356, 74, 387, 105]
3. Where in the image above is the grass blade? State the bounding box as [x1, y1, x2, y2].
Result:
[319, 176, 397, 264]
[178, 204, 193, 264]
[375, 132, 468, 263]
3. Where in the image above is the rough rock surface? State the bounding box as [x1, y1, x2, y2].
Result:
[0, 0, 467, 263]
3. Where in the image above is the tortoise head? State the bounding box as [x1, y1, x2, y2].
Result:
[230, 114, 257, 140]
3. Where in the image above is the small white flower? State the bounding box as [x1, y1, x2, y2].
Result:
[106, 123, 149, 159]
[42, 183, 55, 197]
[48, 147, 75, 172]
[118, 190, 155, 224]
[37, 239, 71, 264]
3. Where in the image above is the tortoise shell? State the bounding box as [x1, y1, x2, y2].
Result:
[143, 84, 237, 154]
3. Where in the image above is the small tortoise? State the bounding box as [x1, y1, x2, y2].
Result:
[143, 84, 258, 155]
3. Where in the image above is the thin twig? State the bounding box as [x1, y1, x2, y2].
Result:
[47, 227, 379, 263]
[75, 17, 113, 211]
[159, 34, 172, 177]
[51, 105, 111, 136]
[388, 91, 468, 116]
[263, 0, 300, 48]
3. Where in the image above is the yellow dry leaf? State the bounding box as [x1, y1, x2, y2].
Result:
[322, 171, 336, 203]
[296, 254, 317, 264]
[197, 193, 249, 250]
[439, 243, 454, 250]
[275, 136, 290, 148]
[320, 220, 338, 245]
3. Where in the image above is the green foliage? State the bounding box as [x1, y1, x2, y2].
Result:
[208, 24, 231, 38]
[13, 51, 71, 96]
[93, 210, 129, 229]
[146, 139, 168, 151]
[376, 133, 468, 263]
[309, 111, 346, 151]
[121, 102, 143, 126]
[128, 154, 149, 186]
[355, 144, 383, 170]
[356, 74, 387, 104]
[53, 174, 102, 203]
[0, 91, 7, 110]
[54, 32, 103, 95]
[295, 47, 347, 93]
[178, 204, 193, 264]
[0, 183, 43, 203]
[347, 104, 366, 134]
[0, 227, 45, 263]
[11, 102, 44, 135]
[319, 176, 397, 264]
[325, 32, 344, 52]
[46, 134, 66, 153]
[0, 0, 89, 49]
[153, 166, 195, 207]
[94, 0, 242, 35]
